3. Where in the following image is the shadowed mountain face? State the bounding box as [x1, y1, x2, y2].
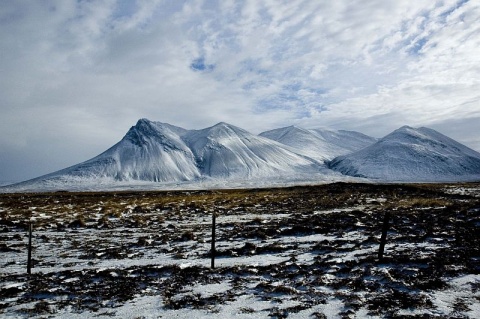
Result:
[327, 126, 480, 181]
[2, 120, 480, 192]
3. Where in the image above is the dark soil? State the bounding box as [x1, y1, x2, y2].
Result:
[0, 182, 479, 318]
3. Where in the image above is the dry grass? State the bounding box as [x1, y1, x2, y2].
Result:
[1, 182, 480, 318]
[395, 197, 452, 208]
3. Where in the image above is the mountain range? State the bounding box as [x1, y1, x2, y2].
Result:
[2, 119, 480, 192]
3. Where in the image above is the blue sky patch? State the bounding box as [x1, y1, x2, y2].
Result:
[190, 57, 215, 72]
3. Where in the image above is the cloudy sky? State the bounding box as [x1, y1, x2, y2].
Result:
[1, 0, 479, 182]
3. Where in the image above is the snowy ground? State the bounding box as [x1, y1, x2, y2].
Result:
[1, 183, 479, 318]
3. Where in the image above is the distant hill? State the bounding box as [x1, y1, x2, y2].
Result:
[327, 126, 480, 181]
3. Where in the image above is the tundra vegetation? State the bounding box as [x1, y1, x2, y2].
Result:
[0, 182, 479, 318]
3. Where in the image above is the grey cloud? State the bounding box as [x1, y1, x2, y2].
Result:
[1, 0, 479, 182]
[429, 116, 480, 152]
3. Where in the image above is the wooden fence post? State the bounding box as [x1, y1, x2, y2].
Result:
[211, 213, 216, 269]
[27, 222, 33, 275]
[378, 211, 390, 261]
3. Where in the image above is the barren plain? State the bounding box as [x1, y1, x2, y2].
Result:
[1, 182, 479, 318]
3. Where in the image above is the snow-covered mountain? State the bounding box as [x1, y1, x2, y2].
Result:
[328, 126, 480, 181]
[260, 126, 376, 162]
[9, 119, 201, 186]
[3, 121, 479, 192]
[182, 122, 319, 178]
[2, 119, 338, 192]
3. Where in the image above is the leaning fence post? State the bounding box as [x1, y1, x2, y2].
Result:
[27, 221, 33, 275]
[211, 212, 217, 269]
[378, 211, 390, 261]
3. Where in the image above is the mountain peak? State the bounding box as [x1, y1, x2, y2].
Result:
[286, 125, 308, 132]
[133, 118, 157, 131]
[201, 122, 248, 137]
[395, 125, 420, 134]
[261, 125, 310, 137]
[398, 125, 415, 130]
[210, 121, 239, 130]
[125, 118, 165, 145]
[3, 120, 479, 192]
[328, 125, 480, 181]
[213, 121, 230, 126]
[136, 118, 152, 125]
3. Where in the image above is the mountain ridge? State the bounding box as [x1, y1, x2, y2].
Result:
[2, 119, 479, 192]
[260, 125, 377, 162]
[181, 122, 322, 178]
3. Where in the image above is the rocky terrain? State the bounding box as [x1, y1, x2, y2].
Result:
[1, 182, 479, 318]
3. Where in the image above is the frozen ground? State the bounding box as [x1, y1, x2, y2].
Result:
[0, 182, 479, 318]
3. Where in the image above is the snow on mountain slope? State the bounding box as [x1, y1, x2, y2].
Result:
[311, 128, 378, 153]
[328, 126, 480, 181]
[3, 121, 479, 193]
[10, 119, 201, 187]
[2, 120, 332, 192]
[182, 122, 321, 178]
[259, 126, 376, 162]
[101, 119, 200, 181]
